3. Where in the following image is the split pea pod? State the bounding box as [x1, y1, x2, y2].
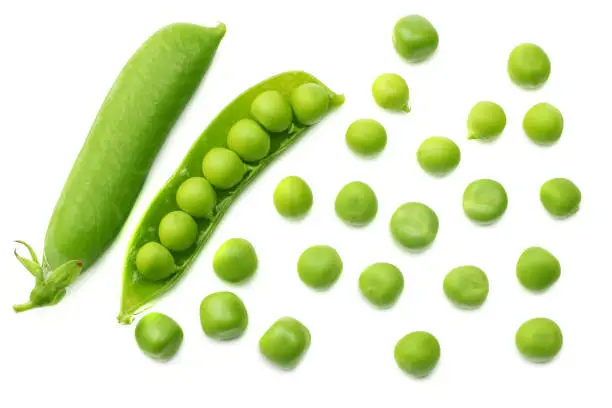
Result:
[118, 71, 345, 324]
[12, 22, 226, 313]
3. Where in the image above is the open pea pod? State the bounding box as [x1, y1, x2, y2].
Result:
[118, 71, 345, 324]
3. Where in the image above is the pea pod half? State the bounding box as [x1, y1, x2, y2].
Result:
[118, 71, 345, 324]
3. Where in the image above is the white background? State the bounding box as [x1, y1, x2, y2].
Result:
[0, 0, 610, 406]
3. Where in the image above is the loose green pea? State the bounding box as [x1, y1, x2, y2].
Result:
[443, 266, 489, 308]
[462, 179, 508, 224]
[390, 202, 439, 250]
[297, 245, 343, 290]
[158, 211, 198, 252]
[467, 101, 507, 141]
[334, 181, 378, 226]
[540, 178, 581, 217]
[135, 242, 176, 281]
[515, 317, 563, 363]
[289, 83, 330, 125]
[416, 136, 461, 176]
[202, 147, 245, 189]
[394, 331, 440, 378]
[392, 15, 439, 63]
[507, 43, 551, 89]
[523, 103, 564, 144]
[372, 73, 410, 112]
[516, 247, 560, 292]
[227, 118, 271, 162]
[273, 176, 313, 218]
[359, 262, 404, 308]
[175, 177, 217, 218]
[135, 312, 183, 361]
[250, 90, 293, 133]
[345, 118, 387, 156]
[199, 291, 248, 340]
[259, 317, 311, 369]
[213, 238, 258, 283]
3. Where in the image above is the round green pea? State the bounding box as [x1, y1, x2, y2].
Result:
[273, 176, 313, 218]
[202, 147, 245, 190]
[516, 247, 560, 292]
[158, 211, 198, 252]
[199, 291, 248, 340]
[390, 202, 439, 250]
[394, 331, 440, 378]
[416, 136, 461, 176]
[345, 118, 387, 156]
[135, 312, 183, 361]
[227, 118, 271, 162]
[334, 181, 378, 226]
[467, 101, 507, 141]
[259, 317, 311, 369]
[213, 238, 258, 283]
[372, 73, 410, 112]
[359, 262, 404, 308]
[250, 90, 293, 133]
[540, 178, 581, 217]
[289, 83, 330, 125]
[507, 43, 551, 89]
[297, 245, 343, 290]
[443, 266, 489, 308]
[135, 242, 176, 281]
[392, 15, 439, 63]
[515, 317, 563, 363]
[523, 103, 564, 144]
[175, 177, 217, 218]
[462, 179, 508, 224]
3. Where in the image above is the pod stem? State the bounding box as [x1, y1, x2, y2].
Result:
[13, 302, 36, 313]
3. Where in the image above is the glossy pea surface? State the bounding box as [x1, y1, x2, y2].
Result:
[273, 176, 313, 218]
[394, 331, 440, 378]
[523, 103, 563, 144]
[359, 262, 404, 308]
[158, 211, 198, 251]
[250, 90, 293, 133]
[467, 101, 507, 140]
[199, 291, 248, 340]
[135, 242, 176, 281]
[462, 179, 508, 223]
[507, 43, 551, 89]
[202, 147, 245, 190]
[297, 245, 343, 290]
[213, 238, 258, 283]
[515, 318, 563, 363]
[516, 247, 560, 291]
[390, 202, 439, 250]
[135, 312, 183, 361]
[372, 73, 410, 112]
[540, 178, 581, 217]
[416, 136, 461, 176]
[334, 181, 378, 226]
[227, 118, 271, 162]
[259, 317, 311, 369]
[392, 15, 439, 62]
[443, 266, 489, 308]
[345, 118, 387, 156]
[289, 83, 330, 125]
[176, 177, 217, 218]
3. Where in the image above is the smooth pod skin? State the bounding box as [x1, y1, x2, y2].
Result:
[416, 136, 461, 176]
[390, 202, 439, 250]
[523, 103, 564, 144]
[158, 211, 198, 252]
[516, 247, 561, 292]
[213, 238, 258, 283]
[359, 262, 404, 308]
[334, 181, 378, 226]
[540, 178, 581, 217]
[273, 176, 313, 218]
[467, 101, 507, 140]
[135, 242, 176, 282]
[290, 83, 330, 125]
[297, 245, 343, 290]
[392, 15, 439, 62]
[515, 318, 563, 363]
[175, 177, 217, 218]
[227, 118, 271, 162]
[135, 312, 184, 361]
[199, 291, 248, 340]
[202, 147, 246, 189]
[259, 317, 311, 369]
[394, 331, 440, 378]
[508, 43, 551, 89]
[462, 179, 508, 224]
[443, 266, 489, 308]
[250, 90, 293, 133]
[345, 118, 387, 156]
[372, 73, 410, 112]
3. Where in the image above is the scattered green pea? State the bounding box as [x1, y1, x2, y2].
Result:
[523, 103, 564, 144]
[213, 238, 258, 283]
[394, 331, 440, 378]
[175, 177, 217, 218]
[297, 245, 343, 290]
[273, 175, 313, 218]
[259, 317, 311, 369]
[416, 136, 461, 176]
[158, 210, 198, 252]
[467, 101, 507, 141]
[516, 247, 560, 292]
[443, 266, 489, 308]
[202, 147, 245, 189]
[540, 178, 581, 217]
[199, 291, 248, 340]
[250, 90, 293, 133]
[359, 262, 404, 308]
[135, 242, 176, 281]
[135, 312, 183, 361]
[289, 83, 330, 125]
[334, 181, 378, 226]
[372, 73, 410, 112]
[507, 43, 551, 89]
[390, 202, 439, 250]
[227, 118, 271, 162]
[515, 317, 563, 363]
[345, 118, 387, 156]
[462, 179, 508, 224]
[392, 15, 439, 63]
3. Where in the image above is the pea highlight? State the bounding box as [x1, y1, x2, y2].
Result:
[175, 177, 217, 218]
[359, 262, 404, 308]
[390, 202, 439, 250]
[334, 181, 378, 226]
[462, 179, 508, 224]
[201, 147, 245, 190]
[523, 103, 564, 144]
[516, 247, 560, 292]
[135, 312, 183, 361]
[507, 43, 551, 89]
[199, 291, 248, 340]
[158, 211, 198, 252]
[392, 15, 439, 63]
[135, 242, 176, 282]
[515, 317, 563, 363]
[297, 245, 343, 290]
[345, 118, 387, 156]
[372, 73, 410, 112]
[467, 101, 507, 141]
[540, 178, 581, 217]
[227, 118, 271, 162]
[289, 83, 330, 125]
[213, 238, 258, 283]
[394, 331, 440, 378]
[250, 90, 293, 133]
[273, 176, 313, 218]
[443, 266, 489, 308]
[416, 136, 461, 176]
[259, 317, 311, 369]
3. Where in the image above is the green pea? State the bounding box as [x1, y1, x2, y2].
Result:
[273, 175, 313, 218]
[199, 291, 248, 340]
[135, 312, 183, 361]
[507, 43, 551, 89]
[443, 266, 489, 308]
[515, 317, 563, 363]
[540, 178, 581, 217]
[227, 118, 271, 162]
[259, 317, 311, 369]
[394, 331, 440, 378]
[359, 262, 404, 308]
[372, 73, 410, 112]
[297, 245, 343, 290]
[175, 177, 217, 218]
[135, 242, 176, 281]
[523, 103, 563, 144]
[516, 247, 560, 292]
[213, 238, 258, 283]
[158, 211, 198, 252]
[289, 83, 330, 125]
[390, 202, 439, 250]
[467, 101, 507, 141]
[334, 181, 378, 226]
[345, 118, 387, 156]
[416, 136, 461, 176]
[201, 147, 245, 190]
[462, 179, 508, 224]
[392, 14, 439, 63]
[250, 90, 293, 133]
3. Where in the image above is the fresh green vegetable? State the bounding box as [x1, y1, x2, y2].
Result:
[372, 73, 410, 112]
[345, 118, 387, 156]
[250, 90, 293, 133]
[516, 247, 560, 292]
[467, 101, 506, 140]
[135, 242, 176, 282]
[175, 177, 217, 219]
[515, 318, 563, 363]
[507, 43, 551, 89]
[462, 179, 508, 224]
[202, 147, 246, 189]
[297, 245, 343, 290]
[227, 119, 271, 162]
[390, 202, 439, 250]
[523, 103, 564, 144]
[259, 317, 311, 369]
[416, 136, 461, 176]
[359, 262, 404, 308]
[12, 22, 226, 313]
[134, 312, 184, 361]
[158, 211, 198, 252]
[443, 266, 489, 308]
[540, 178, 581, 217]
[392, 15, 439, 62]
[334, 181, 378, 226]
[394, 331, 440, 378]
[199, 291, 248, 340]
[290, 83, 330, 125]
[213, 238, 258, 283]
[118, 72, 344, 324]
[273, 175, 314, 219]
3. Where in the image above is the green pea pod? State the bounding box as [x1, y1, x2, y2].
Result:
[118, 71, 345, 324]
